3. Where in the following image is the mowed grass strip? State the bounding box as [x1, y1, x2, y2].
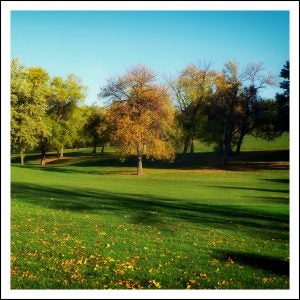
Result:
[11, 134, 289, 289]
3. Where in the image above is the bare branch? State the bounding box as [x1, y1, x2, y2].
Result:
[241, 62, 276, 89]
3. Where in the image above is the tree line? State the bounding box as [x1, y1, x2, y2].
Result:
[11, 59, 289, 174]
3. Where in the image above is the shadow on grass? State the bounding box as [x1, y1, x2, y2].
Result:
[213, 250, 289, 276]
[247, 195, 289, 204]
[10, 149, 106, 165]
[11, 182, 289, 240]
[226, 150, 289, 171]
[207, 185, 289, 194]
[261, 178, 289, 184]
[14, 150, 289, 177]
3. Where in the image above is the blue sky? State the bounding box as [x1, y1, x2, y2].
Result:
[11, 10, 289, 105]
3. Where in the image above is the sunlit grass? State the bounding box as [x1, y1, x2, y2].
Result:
[11, 134, 289, 289]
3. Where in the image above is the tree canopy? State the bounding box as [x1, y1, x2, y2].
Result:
[11, 59, 49, 164]
[47, 74, 87, 157]
[100, 65, 175, 175]
[275, 61, 289, 132]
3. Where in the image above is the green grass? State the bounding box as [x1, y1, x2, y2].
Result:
[242, 133, 289, 151]
[177, 132, 289, 153]
[11, 134, 289, 289]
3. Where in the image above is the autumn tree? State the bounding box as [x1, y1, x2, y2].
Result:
[11, 59, 49, 164]
[100, 65, 175, 175]
[47, 74, 87, 157]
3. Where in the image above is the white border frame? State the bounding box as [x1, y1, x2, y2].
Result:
[1, 1, 299, 299]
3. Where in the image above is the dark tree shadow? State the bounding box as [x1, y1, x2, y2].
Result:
[261, 178, 289, 184]
[11, 149, 289, 173]
[11, 182, 289, 240]
[207, 185, 289, 194]
[246, 195, 289, 204]
[213, 250, 289, 276]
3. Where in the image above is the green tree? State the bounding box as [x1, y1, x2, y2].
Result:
[68, 105, 91, 150]
[171, 65, 215, 155]
[96, 107, 113, 154]
[251, 98, 281, 141]
[83, 105, 111, 154]
[200, 61, 278, 166]
[100, 65, 175, 175]
[11, 59, 49, 164]
[215, 61, 241, 167]
[275, 61, 289, 132]
[234, 62, 276, 154]
[47, 74, 87, 157]
[39, 115, 52, 166]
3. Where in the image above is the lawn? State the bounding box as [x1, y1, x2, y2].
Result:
[10, 134, 289, 289]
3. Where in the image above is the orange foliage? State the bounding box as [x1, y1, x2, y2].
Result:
[105, 66, 176, 165]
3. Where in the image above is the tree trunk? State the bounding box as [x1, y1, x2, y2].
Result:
[41, 147, 46, 165]
[182, 136, 190, 155]
[137, 155, 143, 176]
[41, 155, 46, 166]
[40, 135, 47, 165]
[220, 124, 233, 168]
[59, 147, 64, 158]
[235, 132, 245, 155]
[228, 144, 233, 155]
[221, 147, 229, 167]
[190, 139, 194, 154]
[236, 90, 250, 155]
[20, 151, 25, 165]
[92, 137, 97, 154]
[101, 143, 105, 154]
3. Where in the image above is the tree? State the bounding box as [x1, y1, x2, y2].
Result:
[11, 59, 49, 164]
[47, 74, 87, 157]
[100, 65, 175, 175]
[83, 105, 112, 154]
[234, 62, 276, 154]
[83, 105, 101, 153]
[215, 61, 241, 167]
[39, 115, 52, 166]
[251, 98, 281, 141]
[171, 64, 215, 155]
[275, 61, 289, 132]
[27, 68, 52, 166]
[198, 61, 278, 166]
[96, 108, 113, 154]
[69, 105, 91, 150]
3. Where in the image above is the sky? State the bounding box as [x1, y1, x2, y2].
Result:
[11, 10, 289, 105]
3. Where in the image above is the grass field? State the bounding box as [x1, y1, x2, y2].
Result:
[10, 134, 289, 289]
